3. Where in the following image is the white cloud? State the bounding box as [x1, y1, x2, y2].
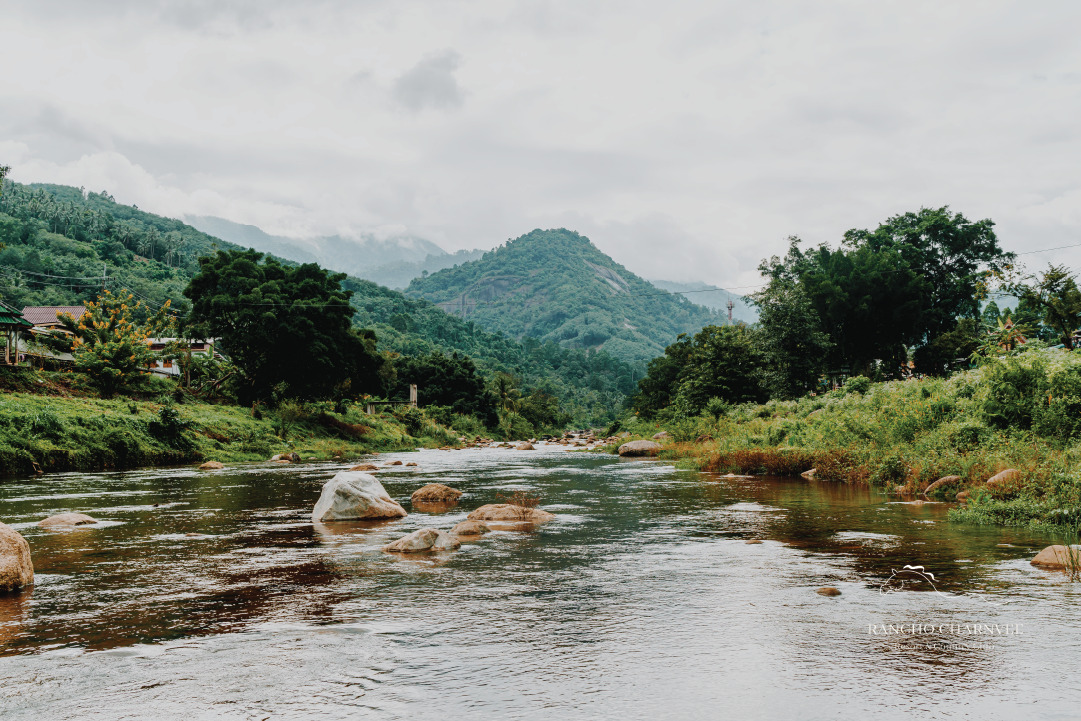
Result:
[2, 1, 1080, 286]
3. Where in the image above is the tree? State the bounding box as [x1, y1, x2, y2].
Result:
[752, 281, 831, 398]
[1010, 265, 1081, 350]
[52, 290, 175, 397]
[844, 206, 1012, 352]
[392, 351, 497, 423]
[184, 249, 384, 403]
[674, 324, 767, 412]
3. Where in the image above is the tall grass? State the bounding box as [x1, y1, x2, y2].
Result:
[620, 348, 1081, 529]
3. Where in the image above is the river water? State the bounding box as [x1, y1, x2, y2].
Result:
[0, 444, 1078, 719]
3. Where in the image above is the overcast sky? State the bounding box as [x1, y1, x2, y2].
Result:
[2, 0, 1080, 289]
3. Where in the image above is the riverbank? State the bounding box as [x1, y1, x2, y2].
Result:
[0, 370, 461, 476]
[609, 348, 1081, 531]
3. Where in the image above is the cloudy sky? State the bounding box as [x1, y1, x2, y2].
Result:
[2, 0, 1080, 289]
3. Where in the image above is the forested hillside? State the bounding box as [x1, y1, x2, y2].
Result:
[405, 228, 720, 362]
[0, 180, 635, 426]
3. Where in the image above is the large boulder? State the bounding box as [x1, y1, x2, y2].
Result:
[467, 504, 555, 524]
[198, 461, 224, 470]
[451, 520, 490, 536]
[38, 512, 98, 527]
[271, 452, 301, 463]
[515, 442, 535, 450]
[924, 475, 962, 496]
[411, 483, 463, 503]
[987, 469, 1020, 488]
[311, 472, 408, 522]
[1031, 545, 1081, 570]
[0, 523, 33, 592]
[618, 440, 661, 457]
[383, 528, 461, 553]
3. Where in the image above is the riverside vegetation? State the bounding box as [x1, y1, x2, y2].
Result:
[610, 346, 1081, 533]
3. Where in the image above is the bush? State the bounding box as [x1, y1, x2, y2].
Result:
[844, 376, 871, 394]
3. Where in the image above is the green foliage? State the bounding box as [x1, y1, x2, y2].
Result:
[497, 410, 535, 441]
[843, 376, 871, 394]
[185, 249, 385, 403]
[390, 352, 497, 423]
[632, 324, 766, 417]
[52, 289, 176, 397]
[1009, 265, 1081, 350]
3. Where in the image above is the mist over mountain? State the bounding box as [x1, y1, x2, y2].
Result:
[184, 215, 481, 289]
[405, 228, 720, 362]
[647, 279, 758, 323]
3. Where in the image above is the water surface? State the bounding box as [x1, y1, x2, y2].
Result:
[0, 446, 1077, 719]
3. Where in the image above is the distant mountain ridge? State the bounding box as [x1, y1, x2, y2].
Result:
[185, 215, 483, 289]
[647, 279, 758, 323]
[405, 228, 720, 361]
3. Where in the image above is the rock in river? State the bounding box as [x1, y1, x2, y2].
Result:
[38, 512, 98, 527]
[349, 464, 379, 471]
[816, 587, 842, 596]
[312, 471, 408, 522]
[986, 468, 1020, 488]
[383, 528, 460, 553]
[451, 520, 490, 536]
[515, 442, 535, 450]
[1031, 545, 1081, 571]
[0, 523, 33, 592]
[411, 483, 463, 503]
[617, 440, 661, 457]
[198, 461, 224, 470]
[271, 452, 301, 463]
[923, 475, 961, 496]
[467, 504, 555, 524]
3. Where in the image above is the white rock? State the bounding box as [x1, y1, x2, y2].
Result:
[311, 471, 408, 522]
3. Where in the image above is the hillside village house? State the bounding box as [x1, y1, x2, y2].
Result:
[0, 301, 33, 365]
[21, 305, 88, 334]
[145, 338, 219, 376]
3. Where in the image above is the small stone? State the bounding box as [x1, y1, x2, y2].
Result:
[451, 520, 490, 536]
[386, 460, 403, 466]
[745, 540, 763, 544]
[383, 528, 461, 553]
[349, 464, 379, 471]
[405, 462, 418, 467]
[515, 442, 535, 450]
[198, 461, 224, 470]
[38, 512, 98, 527]
[816, 587, 842, 596]
[411, 483, 463, 503]
[801, 468, 817, 481]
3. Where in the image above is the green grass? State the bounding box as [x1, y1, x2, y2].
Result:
[0, 369, 461, 477]
[617, 348, 1081, 529]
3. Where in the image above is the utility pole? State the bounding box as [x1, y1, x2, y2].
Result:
[102, 263, 107, 292]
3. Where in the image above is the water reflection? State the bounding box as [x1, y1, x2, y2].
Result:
[0, 449, 1077, 719]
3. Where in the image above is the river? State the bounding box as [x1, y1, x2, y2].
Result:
[0, 444, 1078, 719]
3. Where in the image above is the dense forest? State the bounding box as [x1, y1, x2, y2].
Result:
[0, 179, 636, 428]
[405, 228, 720, 362]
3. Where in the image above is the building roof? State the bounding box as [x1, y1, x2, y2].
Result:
[0, 300, 33, 329]
[20, 305, 87, 326]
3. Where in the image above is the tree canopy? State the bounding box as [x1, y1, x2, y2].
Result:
[184, 249, 384, 403]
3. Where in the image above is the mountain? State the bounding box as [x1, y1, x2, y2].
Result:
[184, 215, 482, 289]
[0, 182, 635, 425]
[648, 280, 758, 323]
[404, 228, 720, 362]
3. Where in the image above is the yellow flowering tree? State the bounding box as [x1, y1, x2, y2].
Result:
[54, 290, 176, 396]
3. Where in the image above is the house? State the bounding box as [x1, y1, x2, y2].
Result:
[1, 300, 33, 365]
[145, 338, 219, 377]
[21, 305, 88, 334]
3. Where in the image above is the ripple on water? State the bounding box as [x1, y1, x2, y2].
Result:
[0, 449, 1076, 720]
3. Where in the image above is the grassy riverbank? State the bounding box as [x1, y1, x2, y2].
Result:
[611, 348, 1081, 530]
[0, 369, 460, 477]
